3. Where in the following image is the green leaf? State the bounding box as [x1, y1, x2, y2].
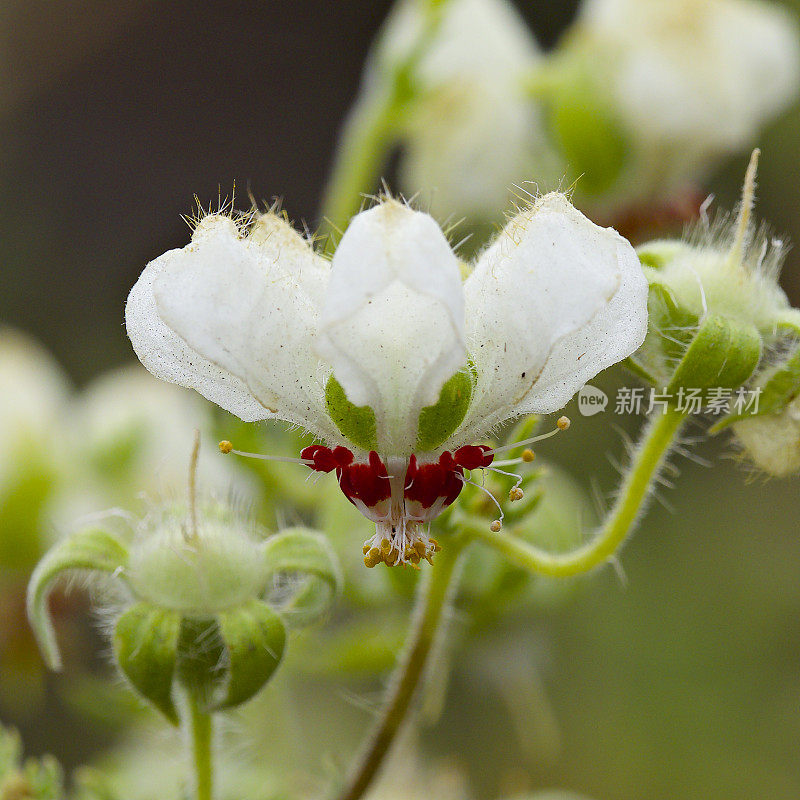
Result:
[113, 602, 181, 725]
[262, 528, 341, 627]
[213, 600, 286, 710]
[667, 314, 761, 398]
[27, 528, 129, 670]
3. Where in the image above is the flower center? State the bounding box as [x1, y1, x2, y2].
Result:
[300, 444, 493, 567]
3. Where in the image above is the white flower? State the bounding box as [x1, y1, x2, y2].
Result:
[574, 0, 800, 154]
[126, 193, 647, 566]
[371, 0, 558, 221]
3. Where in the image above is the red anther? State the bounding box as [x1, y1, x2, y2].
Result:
[453, 445, 494, 470]
[333, 446, 355, 467]
[300, 445, 354, 473]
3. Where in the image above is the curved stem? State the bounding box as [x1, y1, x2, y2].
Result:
[334, 539, 465, 800]
[463, 408, 687, 577]
[187, 695, 214, 800]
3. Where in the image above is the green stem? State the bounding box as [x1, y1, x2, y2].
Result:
[187, 695, 214, 800]
[319, 0, 450, 239]
[463, 408, 687, 577]
[334, 539, 465, 800]
[318, 92, 404, 240]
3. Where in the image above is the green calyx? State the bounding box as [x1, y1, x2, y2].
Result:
[629, 282, 762, 402]
[113, 601, 287, 723]
[415, 365, 475, 452]
[325, 374, 379, 451]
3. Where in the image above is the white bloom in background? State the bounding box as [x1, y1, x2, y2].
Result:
[372, 0, 558, 221]
[126, 194, 647, 566]
[574, 0, 800, 156]
[61, 364, 256, 510]
[0, 329, 70, 494]
[0, 329, 71, 563]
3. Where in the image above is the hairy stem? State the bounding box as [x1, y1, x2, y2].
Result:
[463, 408, 687, 577]
[187, 695, 214, 800]
[334, 539, 465, 800]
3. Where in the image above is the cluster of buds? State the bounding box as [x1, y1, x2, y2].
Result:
[27, 439, 340, 721]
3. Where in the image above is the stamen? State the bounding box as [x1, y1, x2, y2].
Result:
[458, 473, 505, 523]
[508, 486, 524, 502]
[485, 466, 523, 490]
[490, 520, 502, 532]
[218, 441, 313, 465]
[487, 417, 570, 457]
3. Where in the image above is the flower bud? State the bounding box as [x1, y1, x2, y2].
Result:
[28, 493, 340, 720]
[732, 384, 800, 477]
[631, 151, 794, 399]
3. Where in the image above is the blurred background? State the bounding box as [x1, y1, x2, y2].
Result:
[2, 2, 800, 799]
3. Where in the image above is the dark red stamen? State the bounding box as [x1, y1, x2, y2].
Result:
[453, 445, 494, 470]
[301, 444, 354, 473]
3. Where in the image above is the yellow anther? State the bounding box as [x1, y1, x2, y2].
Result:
[430, 538, 441, 552]
[521, 448, 535, 462]
[490, 520, 502, 532]
[363, 543, 371, 555]
[509, 486, 524, 502]
[364, 548, 382, 568]
[218, 440, 233, 454]
[556, 416, 570, 431]
[380, 539, 392, 555]
[413, 540, 428, 557]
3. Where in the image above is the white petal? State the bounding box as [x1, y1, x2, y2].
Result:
[316, 201, 466, 454]
[126, 214, 338, 440]
[456, 193, 645, 443]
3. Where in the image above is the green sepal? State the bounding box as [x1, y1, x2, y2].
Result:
[113, 602, 181, 725]
[667, 314, 761, 398]
[325, 374, 378, 451]
[627, 282, 697, 386]
[711, 344, 800, 432]
[27, 528, 129, 670]
[212, 599, 286, 710]
[261, 528, 341, 627]
[416, 365, 475, 452]
[175, 615, 227, 706]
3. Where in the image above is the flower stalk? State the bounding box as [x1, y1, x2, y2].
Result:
[461, 407, 687, 577]
[187, 693, 214, 800]
[334, 536, 466, 800]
